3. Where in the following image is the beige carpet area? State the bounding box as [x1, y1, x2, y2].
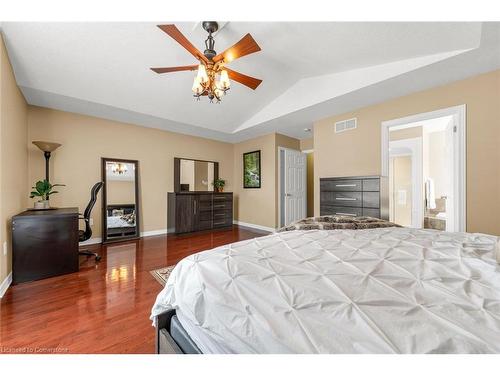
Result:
[150, 265, 175, 287]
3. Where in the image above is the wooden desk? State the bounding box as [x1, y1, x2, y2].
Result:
[12, 207, 79, 284]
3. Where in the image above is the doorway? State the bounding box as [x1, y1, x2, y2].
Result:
[381, 105, 466, 232]
[279, 147, 307, 227]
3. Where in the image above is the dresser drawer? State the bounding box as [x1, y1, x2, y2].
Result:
[320, 205, 362, 217]
[213, 194, 232, 202]
[320, 179, 362, 192]
[213, 200, 232, 211]
[197, 219, 212, 231]
[213, 217, 232, 228]
[362, 179, 380, 191]
[362, 192, 380, 208]
[197, 200, 213, 212]
[213, 210, 232, 220]
[198, 210, 213, 221]
[321, 191, 362, 207]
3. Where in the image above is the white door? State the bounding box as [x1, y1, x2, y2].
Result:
[445, 118, 455, 232]
[283, 149, 307, 226]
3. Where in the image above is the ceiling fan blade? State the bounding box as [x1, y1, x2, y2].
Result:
[150, 65, 198, 74]
[157, 24, 207, 63]
[225, 68, 262, 90]
[213, 34, 261, 63]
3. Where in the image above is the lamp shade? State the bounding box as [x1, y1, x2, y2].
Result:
[32, 141, 62, 152]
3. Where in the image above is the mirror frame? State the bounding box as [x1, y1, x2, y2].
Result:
[174, 157, 219, 193]
[101, 157, 140, 244]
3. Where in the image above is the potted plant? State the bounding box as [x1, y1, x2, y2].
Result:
[30, 180, 65, 209]
[213, 178, 226, 193]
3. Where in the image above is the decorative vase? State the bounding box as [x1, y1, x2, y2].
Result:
[216, 187, 224, 193]
[34, 201, 45, 209]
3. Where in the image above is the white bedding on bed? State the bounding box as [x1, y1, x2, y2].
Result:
[151, 227, 500, 353]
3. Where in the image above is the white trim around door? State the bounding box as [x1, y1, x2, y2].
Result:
[381, 104, 466, 232]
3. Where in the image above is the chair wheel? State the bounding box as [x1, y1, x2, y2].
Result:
[95, 255, 102, 261]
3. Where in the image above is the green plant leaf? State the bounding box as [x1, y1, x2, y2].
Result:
[48, 191, 59, 195]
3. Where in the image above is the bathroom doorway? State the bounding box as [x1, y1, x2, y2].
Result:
[381, 105, 466, 232]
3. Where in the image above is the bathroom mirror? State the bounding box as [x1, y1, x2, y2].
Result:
[102, 158, 140, 243]
[174, 157, 219, 192]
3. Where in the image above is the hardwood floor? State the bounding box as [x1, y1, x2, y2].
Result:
[0, 225, 268, 354]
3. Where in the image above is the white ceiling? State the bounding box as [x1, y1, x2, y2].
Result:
[1, 22, 499, 142]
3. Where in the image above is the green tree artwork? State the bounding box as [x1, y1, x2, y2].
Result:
[243, 150, 261, 188]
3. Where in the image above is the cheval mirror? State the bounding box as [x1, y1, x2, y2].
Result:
[102, 158, 140, 243]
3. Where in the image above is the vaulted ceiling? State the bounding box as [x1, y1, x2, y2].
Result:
[1, 22, 499, 142]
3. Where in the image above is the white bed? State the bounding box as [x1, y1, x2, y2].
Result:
[151, 227, 500, 353]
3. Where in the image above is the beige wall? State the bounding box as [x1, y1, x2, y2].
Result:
[300, 137, 314, 151]
[0, 35, 28, 288]
[27, 106, 235, 239]
[314, 69, 500, 235]
[233, 133, 275, 228]
[233, 133, 300, 229]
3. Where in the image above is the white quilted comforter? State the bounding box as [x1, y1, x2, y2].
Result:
[151, 228, 500, 353]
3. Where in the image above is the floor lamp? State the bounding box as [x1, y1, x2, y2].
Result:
[32, 141, 61, 199]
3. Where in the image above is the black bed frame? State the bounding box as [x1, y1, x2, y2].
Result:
[156, 309, 202, 354]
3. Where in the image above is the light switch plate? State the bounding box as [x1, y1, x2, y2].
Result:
[3, 241, 7, 256]
[90, 218, 94, 226]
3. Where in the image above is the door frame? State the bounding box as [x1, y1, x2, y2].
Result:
[278, 147, 307, 228]
[381, 104, 466, 232]
[389, 137, 423, 228]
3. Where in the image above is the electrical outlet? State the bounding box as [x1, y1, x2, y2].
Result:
[3, 241, 7, 256]
[90, 218, 94, 226]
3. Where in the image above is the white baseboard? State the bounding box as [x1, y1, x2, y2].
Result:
[141, 229, 169, 237]
[79, 237, 102, 246]
[0, 272, 12, 298]
[233, 220, 275, 233]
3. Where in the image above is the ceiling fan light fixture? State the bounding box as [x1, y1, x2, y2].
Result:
[219, 70, 230, 89]
[196, 64, 209, 83]
[151, 23, 262, 102]
[192, 76, 203, 94]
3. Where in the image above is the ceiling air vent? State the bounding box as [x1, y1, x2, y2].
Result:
[334, 118, 357, 133]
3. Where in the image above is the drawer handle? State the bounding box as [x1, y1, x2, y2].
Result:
[335, 212, 357, 216]
[214, 213, 225, 217]
[335, 197, 357, 201]
[335, 184, 357, 187]
[214, 205, 226, 209]
[214, 221, 227, 225]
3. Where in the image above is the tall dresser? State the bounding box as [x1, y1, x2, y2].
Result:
[320, 176, 388, 219]
[167, 192, 233, 234]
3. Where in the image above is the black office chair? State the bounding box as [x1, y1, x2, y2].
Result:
[79, 182, 104, 261]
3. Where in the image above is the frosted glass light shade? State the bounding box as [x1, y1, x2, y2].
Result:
[219, 70, 230, 89]
[32, 141, 62, 152]
[196, 64, 208, 83]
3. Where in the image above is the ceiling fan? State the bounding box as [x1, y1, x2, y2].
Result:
[150, 21, 262, 103]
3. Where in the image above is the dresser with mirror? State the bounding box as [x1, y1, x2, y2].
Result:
[168, 157, 233, 234]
